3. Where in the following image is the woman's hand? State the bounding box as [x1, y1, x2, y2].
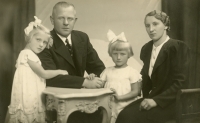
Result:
[110, 88, 122, 101]
[85, 73, 97, 80]
[139, 98, 157, 110]
[58, 70, 68, 75]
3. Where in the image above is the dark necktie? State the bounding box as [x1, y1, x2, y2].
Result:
[65, 39, 73, 56]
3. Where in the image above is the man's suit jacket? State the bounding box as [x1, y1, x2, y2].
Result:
[38, 30, 105, 88]
[140, 38, 190, 108]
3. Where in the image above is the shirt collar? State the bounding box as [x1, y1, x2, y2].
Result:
[56, 33, 72, 45]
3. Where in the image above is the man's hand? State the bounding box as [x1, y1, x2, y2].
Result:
[82, 77, 105, 89]
[85, 73, 96, 80]
[139, 98, 157, 110]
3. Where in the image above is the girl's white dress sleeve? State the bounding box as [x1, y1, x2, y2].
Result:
[100, 68, 107, 82]
[129, 68, 142, 84]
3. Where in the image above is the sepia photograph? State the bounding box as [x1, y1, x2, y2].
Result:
[0, 0, 200, 123]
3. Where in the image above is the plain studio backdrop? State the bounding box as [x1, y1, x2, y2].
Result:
[36, 0, 162, 72]
[1, 1, 200, 123]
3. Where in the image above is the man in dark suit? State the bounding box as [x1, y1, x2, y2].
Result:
[116, 10, 190, 123]
[38, 1, 105, 123]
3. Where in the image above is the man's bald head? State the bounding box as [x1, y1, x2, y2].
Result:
[52, 1, 76, 17]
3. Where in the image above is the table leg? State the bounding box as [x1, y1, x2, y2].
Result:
[56, 100, 67, 123]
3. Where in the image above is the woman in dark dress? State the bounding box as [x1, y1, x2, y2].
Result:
[116, 10, 190, 123]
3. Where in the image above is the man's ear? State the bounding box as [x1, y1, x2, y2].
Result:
[50, 16, 54, 25]
[74, 17, 78, 24]
[164, 26, 168, 30]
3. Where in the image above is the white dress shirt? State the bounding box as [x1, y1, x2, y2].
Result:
[149, 36, 170, 77]
[57, 33, 72, 46]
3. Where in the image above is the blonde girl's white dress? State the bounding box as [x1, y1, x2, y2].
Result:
[101, 66, 142, 123]
[8, 49, 46, 123]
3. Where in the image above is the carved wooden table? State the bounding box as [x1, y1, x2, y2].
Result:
[43, 87, 113, 123]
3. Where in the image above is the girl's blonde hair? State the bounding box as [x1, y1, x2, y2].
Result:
[25, 25, 51, 42]
[108, 40, 134, 57]
[24, 16, 53, 49]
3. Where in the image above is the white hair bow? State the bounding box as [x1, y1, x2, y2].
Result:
[24, 16, 42, 35]
[107, 29, 127, 43]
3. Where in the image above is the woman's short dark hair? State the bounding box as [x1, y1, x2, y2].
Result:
[145, 10, 170, 31]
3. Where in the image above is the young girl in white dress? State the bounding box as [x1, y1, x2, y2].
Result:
[87, 30, 142, 123]
[7, 16, 68, 123]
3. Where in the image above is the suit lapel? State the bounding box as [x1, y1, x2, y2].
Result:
[51, 30, 75, 68]
[143, 42, 153, 76]
[71, 31, 83, 69]
[151, 41, 169, 76]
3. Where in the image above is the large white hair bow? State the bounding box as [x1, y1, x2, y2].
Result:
[24, 16, 42, 35]
[107, 29, 127, 43]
